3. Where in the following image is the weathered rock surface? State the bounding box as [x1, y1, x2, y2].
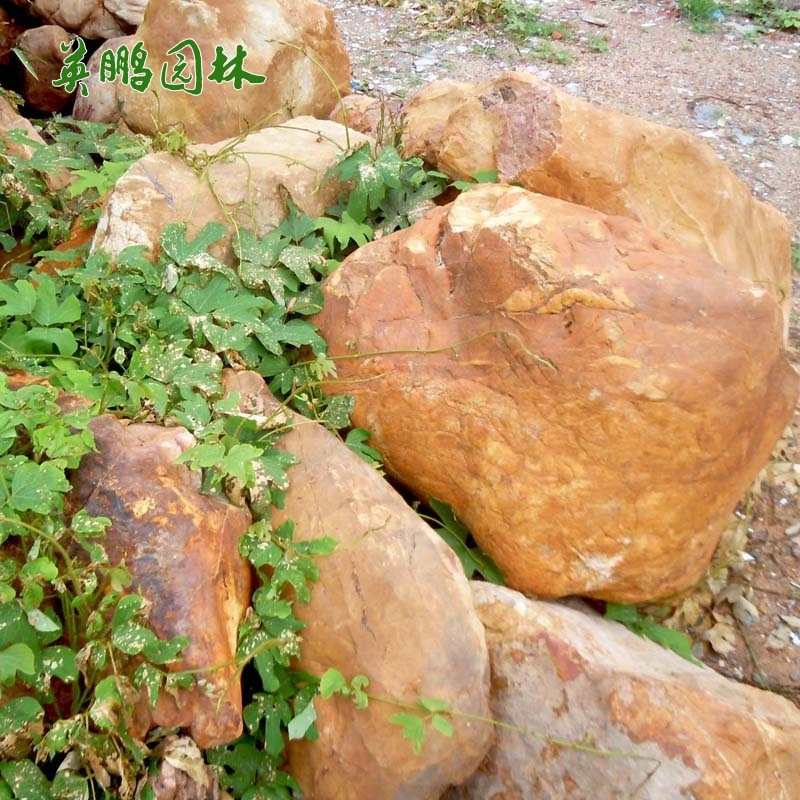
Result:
[0, 96, 71, 193]
[402, 73, 793, 334]
[15, 26, 73, 113]
[91, 118, 369, 262]
[312, 183, 799, 602]
[0, 6, 26, 72]
[329, 93, 403, 146]
[6, 0, 133, 39]
[73, 36, 133, 124]
[444, 583, 800, 800]
[141, 737, 232, 800]
[111, 0, 350, 142]
[222, 370, 493, 800]
[68, 415, 252, 749]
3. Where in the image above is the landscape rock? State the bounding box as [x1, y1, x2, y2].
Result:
[72, 36, 133, 124]
[91, 118, 370, 262]
[6, 0, 133, 39]
[222, 370, 493, 800]
[444, 582, 800, 800]
[15, 26, 73, 113]
[0, 95, 71, 192]
[67, 414, 252, 749]
[312, 183, 799, 602]
[0, 7, 25, 72]
[113, 0, 350, 142]
[402, 72, 794, 335]
[329, 93, 403, 146]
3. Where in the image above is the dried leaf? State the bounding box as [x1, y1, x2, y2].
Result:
[703, 620, 737, 655]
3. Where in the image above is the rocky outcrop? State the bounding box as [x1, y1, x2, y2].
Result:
[68, 415, 252, 749]
[0, 96, 72, 193]
[14, 26, 73, 113]
[5, 0, 135, 39]
[108, 0, 350, 142]
[72, 36, 133, 124]
[311, 183, 798, 602]
[402, 73, 794, 335]
[329, 93, 403, 146]
[445, 583, 800, 800]
[91, 118, 370, 263]
[222, 370, 493, 800]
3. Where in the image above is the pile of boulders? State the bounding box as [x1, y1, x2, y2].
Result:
[1, 0, 799, 797]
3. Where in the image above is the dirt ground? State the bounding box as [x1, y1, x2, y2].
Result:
[320, 0, 800, 705]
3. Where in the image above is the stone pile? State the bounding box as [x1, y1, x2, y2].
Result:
[1, 3, 799, 796]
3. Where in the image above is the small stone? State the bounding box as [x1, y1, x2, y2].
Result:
[581, 14, 609, 26]
[731, 129, 755, 146]
[692, 102, 725, 127]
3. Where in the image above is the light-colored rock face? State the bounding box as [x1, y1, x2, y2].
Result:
[312, 183, 799, 602]
[113, 0, 350, 143]
[91, 118, 370, 262]
[222, 370, 493, 800]
[0, 96, 72, 193]
[67, 415, 252, 749]
[444, 583, 800, 800]
[6, 0, 133, 39]
[73, 36, 133, 124]
[402, 73, 794, 336]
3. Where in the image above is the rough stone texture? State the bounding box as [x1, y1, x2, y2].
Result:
[73, 36, 133, 124]
[6, 0, 133, 39]
[0, 6, 25, 72]
[312, 183, 799, 602]
[15, 26, 73, 113]
[67, 415, 252, 749]
[0, 95, 44, 159]
[443, 583, 800, 800]
[91, 118, 370, 262]
[113, 0, 350, 143]
[104, 0, 148, 27]
[402, 73, 794, 334]
[222, 370, 493, 800]
[142, 737, 233, 800]
[329, 93, 403, 146]
[0, 96, 72, 193]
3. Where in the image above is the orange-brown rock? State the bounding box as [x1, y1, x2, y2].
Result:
[402, 73, 793, 334]
[15, 26, 73, 113]
[312, 184, 799, 602]
[114, 0, 350, 143]
[222, 370, 493, 800]
[0, 95, 71, 193]
[445, 583, 800, 800]
[68, 416, 252, 748]
[329, 93, 403, 146]
[5, 0, 133, 38]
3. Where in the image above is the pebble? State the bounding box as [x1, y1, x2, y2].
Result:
[692, 102, 725, 127]
[780, 134, 797, 146]
[731, 129, 755, 146]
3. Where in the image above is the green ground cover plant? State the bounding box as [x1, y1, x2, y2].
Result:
[0, 110, 482, 797]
